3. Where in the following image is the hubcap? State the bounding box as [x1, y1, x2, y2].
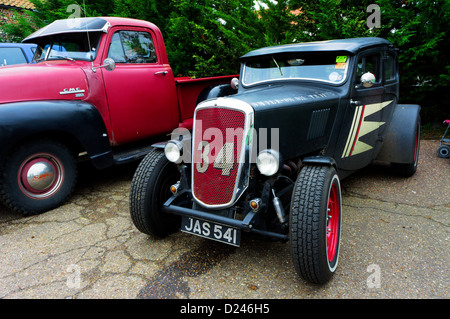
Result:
[19, 154, 63, 199]
[326, 182, 340, 262]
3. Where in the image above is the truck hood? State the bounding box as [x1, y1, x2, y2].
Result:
[0, 63, 89, 104]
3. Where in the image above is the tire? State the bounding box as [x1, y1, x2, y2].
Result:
[391, 117, 420, 177]
[289, 165, 342, 284]
[0, 139, 77, 215]
[437, 145, 450, 158]
[129, 148, 180, 238]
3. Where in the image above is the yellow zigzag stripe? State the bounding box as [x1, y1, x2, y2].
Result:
[342, 100, 393, 158]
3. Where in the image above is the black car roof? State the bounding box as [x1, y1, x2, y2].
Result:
[240, 37, 393, 60]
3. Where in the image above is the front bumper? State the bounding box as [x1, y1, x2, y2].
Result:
[163, 192, 288, 242]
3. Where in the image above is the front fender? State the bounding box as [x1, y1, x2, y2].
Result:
[0, 100, 113, 169]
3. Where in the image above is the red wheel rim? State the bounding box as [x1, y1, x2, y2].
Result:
[413, 127, 419, 163]
[326, 182, 340, 262]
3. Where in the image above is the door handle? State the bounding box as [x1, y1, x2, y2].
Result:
[155, 71, 168, 76]
[350, 100, 361, 106]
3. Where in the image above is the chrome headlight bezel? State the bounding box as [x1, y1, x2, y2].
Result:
[164, 140, 183, 163]
[256, 149, 281, 176]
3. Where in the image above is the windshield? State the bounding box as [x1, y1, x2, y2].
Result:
[33, 32, 102, 62]
[242, 52, 350, 86]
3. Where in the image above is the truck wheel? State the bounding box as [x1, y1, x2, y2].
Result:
[391, 118, 420, 177]
[289, 165, 342, 284]
[129, 148, 180, 238]
[437, 145, 450, 158]
[0, 140, 77, 215]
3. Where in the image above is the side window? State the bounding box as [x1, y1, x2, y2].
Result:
[107, 30, 157, 64]
[0, 47, 27, 66]
[108, 32, 126, 63]
[384, 53, 396, 82]
[356, 54, 381, 83]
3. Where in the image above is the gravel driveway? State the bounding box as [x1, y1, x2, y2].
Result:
[0, 140, 448, 300]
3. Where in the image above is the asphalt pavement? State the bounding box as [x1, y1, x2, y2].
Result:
[0, 140, 448, 299]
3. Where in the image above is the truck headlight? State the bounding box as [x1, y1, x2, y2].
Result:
[256, 150, 281, 176]
[164, 140, 183, 163]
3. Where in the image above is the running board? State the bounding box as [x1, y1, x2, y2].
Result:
[113, 145, 155, 164]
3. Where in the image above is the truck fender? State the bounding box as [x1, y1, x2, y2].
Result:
[196, 83, 237, 105]
[0, 100, 113, 169]
[375, 104, 421, 164]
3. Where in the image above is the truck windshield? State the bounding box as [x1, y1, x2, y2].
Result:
[33, 32, 102, 62]
[242, 52, 350, 86]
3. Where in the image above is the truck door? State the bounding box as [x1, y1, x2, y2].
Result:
[101, 27, 179, 145]
[338, 50, 391, 170]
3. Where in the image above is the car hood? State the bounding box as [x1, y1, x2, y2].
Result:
[0, 63, 89, 104]
[233, 84, 343, 159]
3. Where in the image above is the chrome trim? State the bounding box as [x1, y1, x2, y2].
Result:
[59, 88, 85, 95]
[191, 97, 254, 209]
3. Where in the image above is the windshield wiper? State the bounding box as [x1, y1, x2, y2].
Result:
[272, 56, 283, 76]
[53, 55, 75, 62]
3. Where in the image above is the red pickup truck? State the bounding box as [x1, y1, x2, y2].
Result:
[0, 17, 236, 215]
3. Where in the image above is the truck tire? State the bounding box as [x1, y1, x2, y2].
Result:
[0, 139, 77, 215]
[289, 165, 342, 284]
[129, 148, 180, 238]
[391, 119, 420, 177]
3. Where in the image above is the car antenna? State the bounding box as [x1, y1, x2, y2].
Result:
[82, 0, 94, 71]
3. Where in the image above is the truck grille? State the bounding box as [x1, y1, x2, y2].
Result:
[192, 106, 246, 207]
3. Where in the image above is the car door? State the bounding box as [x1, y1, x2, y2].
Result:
[377, 49, 399, 142]
[101, 27, 179, 145]
[338, 50, 390, 170]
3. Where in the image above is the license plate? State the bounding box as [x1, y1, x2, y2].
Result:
[181, 216, 241, 247]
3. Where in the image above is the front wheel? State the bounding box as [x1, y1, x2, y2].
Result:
[129, 149, 180, 238]
[0, 139, 77, 215]
[289, 165, 342, 284]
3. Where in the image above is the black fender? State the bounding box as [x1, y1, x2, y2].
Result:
[375, 104, 421, 164]
[302, 156, 337, 169]
[0, 100, 113, 169]
[196, 83, 237, 105]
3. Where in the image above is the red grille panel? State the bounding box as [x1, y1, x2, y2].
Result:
[192, 107, 246, 206]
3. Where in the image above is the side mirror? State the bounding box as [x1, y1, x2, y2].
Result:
[230, 77, 239, 90]
[91, 58, 116, 73]
[360, 72, 375, 88]
[102, 58, 116, 71]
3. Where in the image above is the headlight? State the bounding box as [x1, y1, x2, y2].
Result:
[256, 150, 281, 176]
[164, 140, 183, 163]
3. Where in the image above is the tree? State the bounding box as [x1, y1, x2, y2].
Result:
[165, 0, 263, 77]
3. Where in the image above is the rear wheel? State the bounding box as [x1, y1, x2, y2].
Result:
[129, 149, 180, 238]
[289, 165, 342, 284]
[0, 139, 77, 215]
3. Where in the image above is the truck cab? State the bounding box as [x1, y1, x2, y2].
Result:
[0, 17, 235, 215]
[129, 38, 420, 284]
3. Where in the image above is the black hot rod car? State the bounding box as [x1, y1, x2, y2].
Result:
[129, 38, 420, 284]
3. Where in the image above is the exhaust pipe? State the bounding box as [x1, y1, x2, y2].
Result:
[272, 189, 287, 223]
